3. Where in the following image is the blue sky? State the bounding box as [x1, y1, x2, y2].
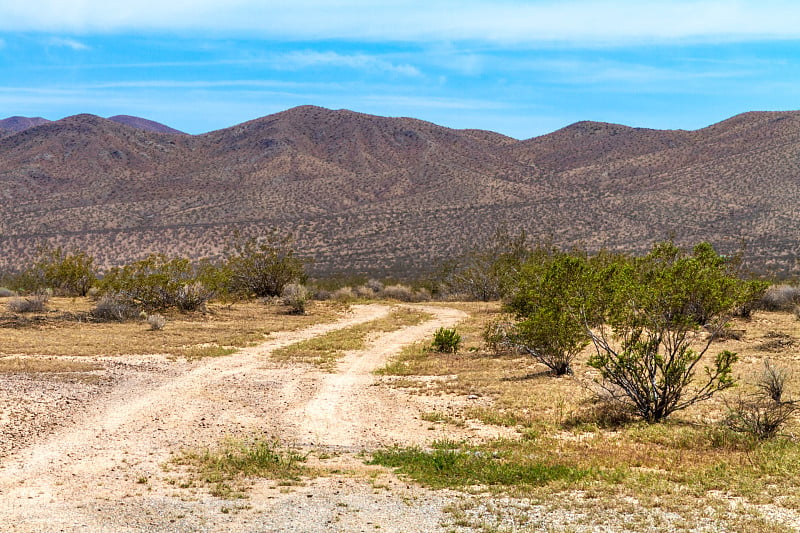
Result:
[1, 1, 800, 138]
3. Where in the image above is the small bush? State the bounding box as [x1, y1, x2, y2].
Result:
[312, 288, 332, 301]
[7, 292, 49, 313]
[564, 393, 637, 429]
[0, 287, 17, 298]
[726, 360, 797, 439]
[431, 327, 461, 353]
[332, 286, 355, 302]
[282, 283, 310, 314]
[365, 279, 384, 293]
[759, 284, 800, 311]
[174, 282, 214, 312]
[381, 284, 417, 302]
[415, 287, 432, 302]
[758, 359, 791, 403]
[90, 293, 140, 322]
[483, 318, 516, 355]
[354, 285, 376, 299]
[147, 313, 167, 330]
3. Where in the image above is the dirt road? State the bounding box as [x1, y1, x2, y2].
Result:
[0, 303, 498, 532]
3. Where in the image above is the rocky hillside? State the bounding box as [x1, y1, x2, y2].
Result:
[1, 106, 798, 277]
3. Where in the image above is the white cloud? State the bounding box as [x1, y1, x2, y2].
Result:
[47, 37, 90, 50]
[2, 1, 800, 45]
[275, 51, 421, 77]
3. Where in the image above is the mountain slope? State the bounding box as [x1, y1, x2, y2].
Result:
[1, 107, 799, 277]
[108, 115, 186, 134]
[0, 116, 51, 133]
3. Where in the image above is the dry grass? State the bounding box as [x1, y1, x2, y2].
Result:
[0, 356, 102, 373]
[271, 307, 432, 370]
[0, 297, 343, 358]
[375, 306, 800, 529]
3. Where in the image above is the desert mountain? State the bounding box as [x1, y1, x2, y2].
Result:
[0, 115, 184, 135]
[0, 116, 51, 133]
[1, 106, 799, 277]
[108, 115, 186, 135]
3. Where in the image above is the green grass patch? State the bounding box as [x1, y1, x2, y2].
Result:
[173, 437, 308, 498]
[368, 443, 599, 490]
[272, 307, 432, 370]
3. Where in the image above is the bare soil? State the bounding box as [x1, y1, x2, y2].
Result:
[0, 304, 512, 532]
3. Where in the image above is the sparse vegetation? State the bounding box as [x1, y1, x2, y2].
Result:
[436, 228, 529, 301]
[272, 307, 431, 369]
[369, 442, 595, 489]
[1, 297, 341, 357]
[7, 291, 49, 313]
[726, 360, 798, 439]
[174, 437, 308, 498]
[225, 232, 307, 298]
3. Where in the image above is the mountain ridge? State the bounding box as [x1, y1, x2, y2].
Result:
[1, 106, 799, 277]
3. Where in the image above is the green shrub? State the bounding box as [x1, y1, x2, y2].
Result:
[587, 242, 766, 422]
[431, 327, 461, 353]
[503, 251, 595, 375]
[225, 232, 307, 298]
[99, 254, 213, 311]
[17, 246, 96, 296]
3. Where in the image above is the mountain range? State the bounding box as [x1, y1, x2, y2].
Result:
[1, 106, 798, 278]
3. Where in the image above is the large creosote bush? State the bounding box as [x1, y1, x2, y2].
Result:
[99, 254, 214, 312]
[502, 250, 597, 376]
[225, 232, 308, 298]
[587, 241, 767, 422]
[18, 246, 97, 296]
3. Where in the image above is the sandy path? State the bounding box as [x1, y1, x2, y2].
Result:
[0, 303, 481, 532]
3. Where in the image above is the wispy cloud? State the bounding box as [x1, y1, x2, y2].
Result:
[3, 1, 800, 45]
[47, 37, 90, 50]
[274, 51, 421, 77]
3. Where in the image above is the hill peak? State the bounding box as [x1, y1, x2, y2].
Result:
[108, 115, 186, 134]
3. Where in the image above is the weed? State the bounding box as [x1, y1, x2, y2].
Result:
[174, 437, 308, 498]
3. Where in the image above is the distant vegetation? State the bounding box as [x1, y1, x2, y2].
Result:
[0, 229, 784, 424]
